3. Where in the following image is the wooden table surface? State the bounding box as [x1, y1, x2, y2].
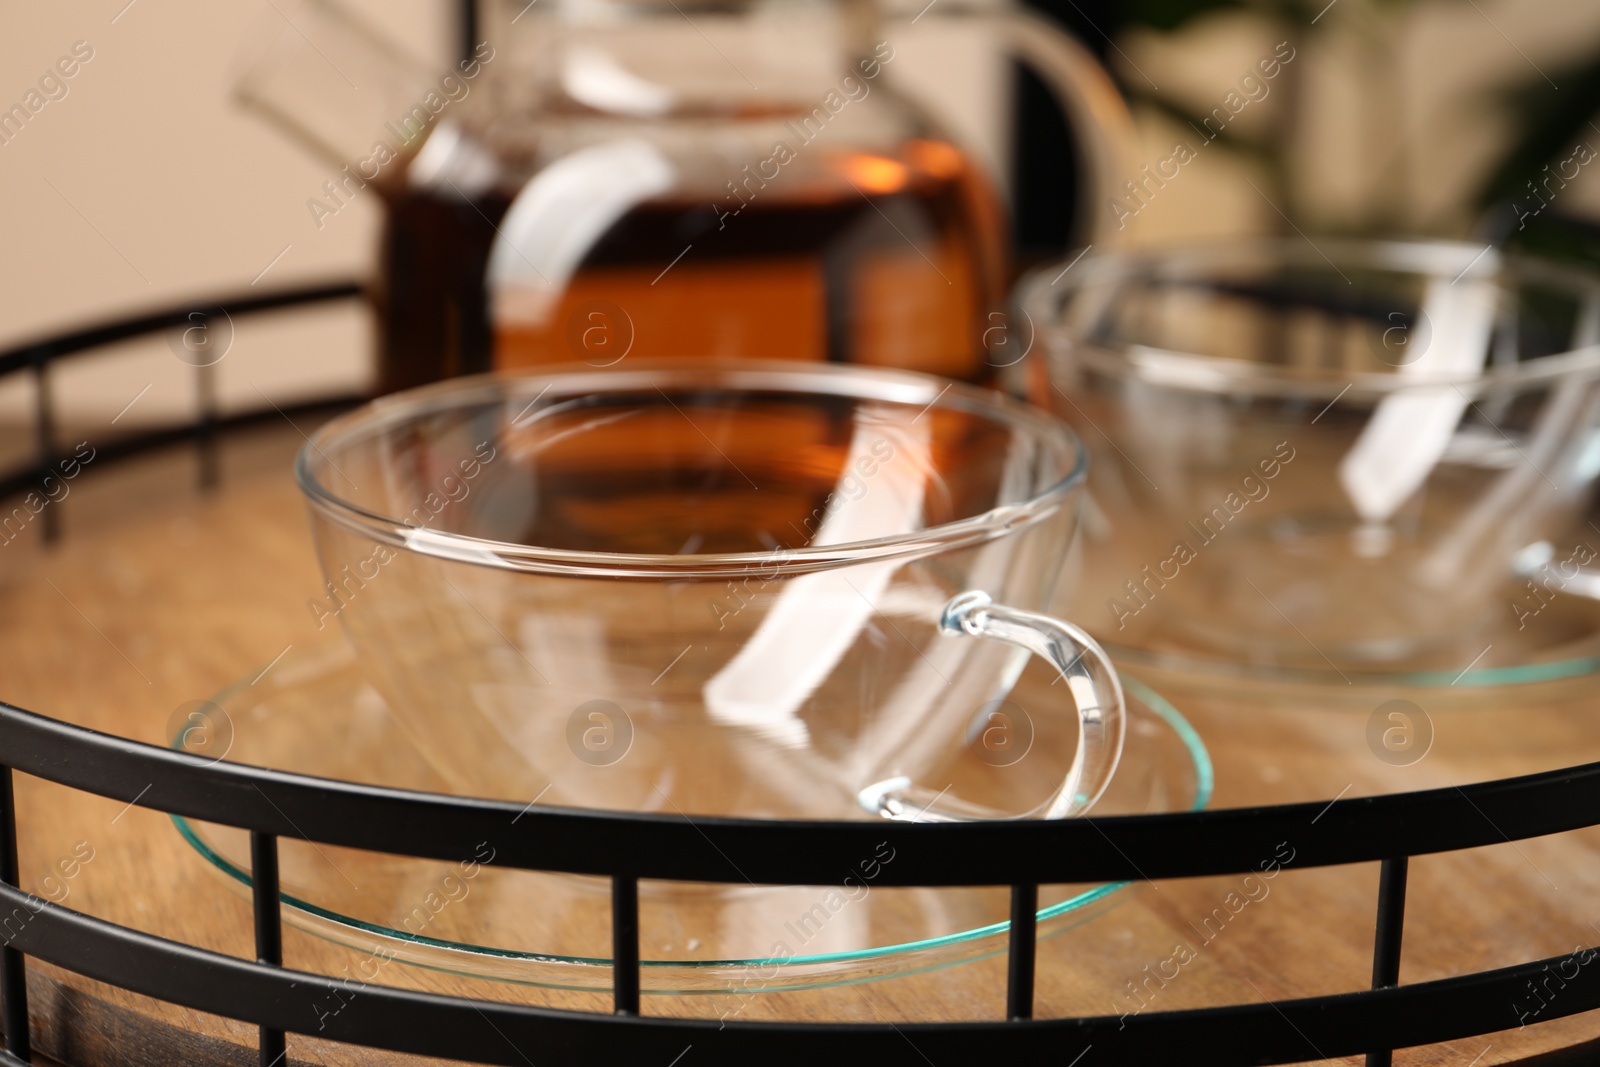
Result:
[4, 418, 1600, 1066]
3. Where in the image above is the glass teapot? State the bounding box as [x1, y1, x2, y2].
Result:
[238, 0, 1135, 393]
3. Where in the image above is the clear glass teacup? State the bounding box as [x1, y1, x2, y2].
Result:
[1022, 238, 1600, 672]
[297, 361, 1123, 820]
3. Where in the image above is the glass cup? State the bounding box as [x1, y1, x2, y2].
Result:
[296, 361, 1123, 820]
[1020, 238, 1600, 672]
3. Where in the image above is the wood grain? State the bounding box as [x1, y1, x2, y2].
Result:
[3, 420, 1600, 1065]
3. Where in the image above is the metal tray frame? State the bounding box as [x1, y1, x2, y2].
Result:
[0, 284, 1597, 1067]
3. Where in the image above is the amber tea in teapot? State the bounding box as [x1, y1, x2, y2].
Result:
[238, 0, 1133, 392]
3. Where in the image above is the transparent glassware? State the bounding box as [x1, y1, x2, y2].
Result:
[236, 0, 1136, 392]
[297, 361, 1124, 821]
[1021, 238, 1600, 674]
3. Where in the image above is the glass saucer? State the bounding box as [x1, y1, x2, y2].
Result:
[172, 639, 1210, 994]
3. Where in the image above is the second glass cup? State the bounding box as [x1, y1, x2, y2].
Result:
[297, 361, 1122, 820]
[1022, 238, 1600, 674]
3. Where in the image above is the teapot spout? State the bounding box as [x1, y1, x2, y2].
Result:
[233, 0, 455, 174]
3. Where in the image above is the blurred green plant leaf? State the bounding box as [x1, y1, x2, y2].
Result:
[1506, 212, 1600, 270]
[1473, 48, 1600, 210]
[1122, 0, 1388, 32]
[1124, 0, 1247, 32]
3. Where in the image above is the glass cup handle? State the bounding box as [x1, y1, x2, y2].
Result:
[859, 591, 1126, 822]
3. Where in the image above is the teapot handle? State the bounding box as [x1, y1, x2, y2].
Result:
[888, 5, 1139, 249]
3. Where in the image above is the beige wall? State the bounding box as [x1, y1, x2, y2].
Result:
[0, 0, 450, 438]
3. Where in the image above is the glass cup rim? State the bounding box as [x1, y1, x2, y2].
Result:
[296, 359, 1087, 578]
[1018, 236, 1600, 399]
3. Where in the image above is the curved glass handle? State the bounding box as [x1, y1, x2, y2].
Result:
[890, 5, 1139, 249]
[990, 9, 1139, 249]
[860, 591, 1126, 822]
